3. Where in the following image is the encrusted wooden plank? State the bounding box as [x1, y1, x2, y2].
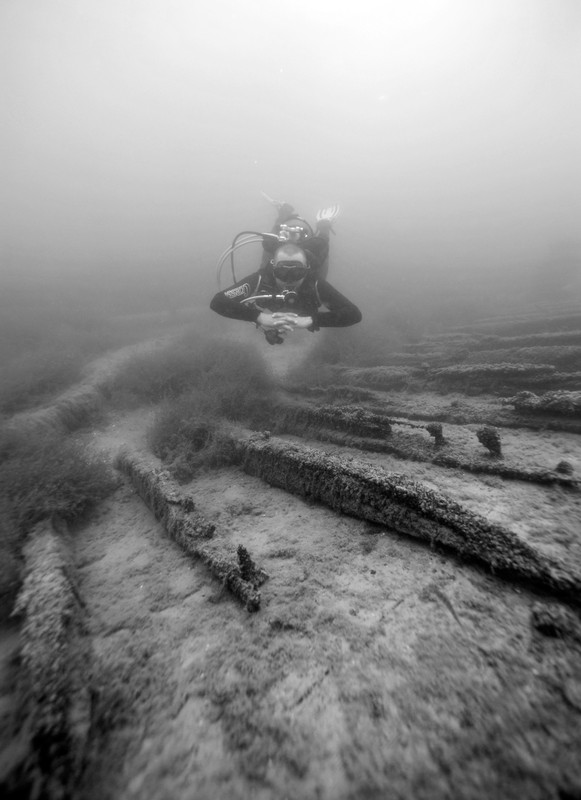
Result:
[274, 402, 579, 488]
[116, 449, 264, 612]
[233, 433, 580, 603]
[12, 519, 91, 799]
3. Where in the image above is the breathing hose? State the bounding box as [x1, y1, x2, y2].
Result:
[215, 231, 279, 287]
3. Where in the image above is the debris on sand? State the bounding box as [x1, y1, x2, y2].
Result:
[237, 545, 269, 586]
[530, 602, 581, 642]
[555, 460, 574, 475]
[425, 422, 445, 446]
[503, 390, 581, 417]
[476, 426, 502, 457]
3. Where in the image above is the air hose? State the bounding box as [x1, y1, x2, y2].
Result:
[215, 231, 279, 287]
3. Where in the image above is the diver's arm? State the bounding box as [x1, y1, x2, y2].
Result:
[210, 276, 298, 332]
[303, 236, 330, 275]
[313, 220, 332, 241]
[274, 202, 297, 225]
[210, 275, 261, 323]
[315, 206, 340, 239]
[313, 281, 362, 328]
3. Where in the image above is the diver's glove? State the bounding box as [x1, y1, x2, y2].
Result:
[315, 204, 341, 234]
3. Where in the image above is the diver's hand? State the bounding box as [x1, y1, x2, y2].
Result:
[316, 204, 340, 224]
[266, 313, 313, 330]
[315, 204, 340, 234]
[286, 315, 313, 329]
[256, 312, 295, 333]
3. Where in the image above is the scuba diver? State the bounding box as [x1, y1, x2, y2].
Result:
[210, 198, 362, 345]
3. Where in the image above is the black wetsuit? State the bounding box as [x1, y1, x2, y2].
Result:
[210, 268, 362, 331]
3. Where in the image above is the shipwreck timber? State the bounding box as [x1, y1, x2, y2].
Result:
[116, 449, 266, 611]
[221, 430, 581, 604]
